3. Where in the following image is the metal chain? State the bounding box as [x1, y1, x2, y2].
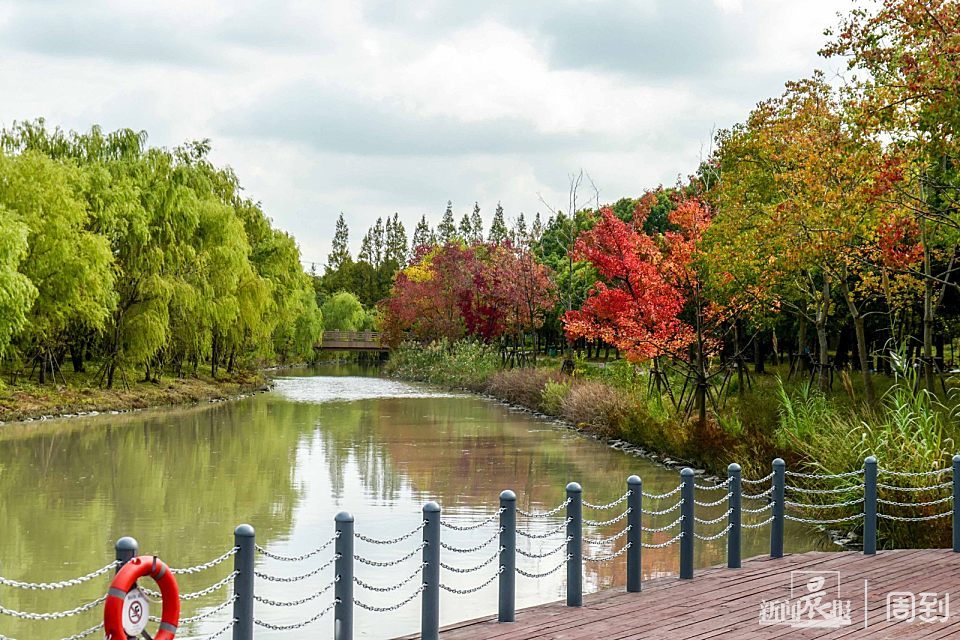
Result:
[170, 547, 239, 575]
[443, 548, 503, 573]
[641, 515, 682, 533]
[516, 518, 571, 539]
[741, 472, 775, 485]
[151, 594, 235, 625]
[583, 490, 631, 510]
[254, 600, 337, 630]
[742, 516, 775, 529]
[784, 497, 865, 509]
[695, 492, 732, 507]
[786, 484, 863, 495]
[517, 538, 570, 559]
[642, 484, 682, 500]
[441, 509, 504, 531]
[642, 499, 683, 516]
[585, 526, 630, 546]
[143, 571, 238, 601]
[440, 566, 503, 594]
[355, 585, 424, 612]
[255, 553, 339, 582]
[785, 512, 864, 525]
[584, 508, 631, 527]
[0, 561, 117, 590]
[356, 521, 426, 545]
[0, 595, 106, 620]
[355, 562, 425, 592]
[516, 556, 570, 578]
[694, 508, 732, 526]
[785, 469, 864, 479]
[584, 543, 631, 563]
[878, 511, 952, 521]
[641, 531, 684, 549]
[877, 495, 953, 508]
[879, 467, 951, 478]
[877, 481, 953, 492]
[441, 529, 502, 554]
[356, 544, 425, 567]
[742, 502, 773, 514]
[256, 533, 337, 562]
[255, 577, 338, 607]
[517, 498, 571, 518]
[694, 478, 732, 491]
[742, 487, 774, 500]
[694, 524, 733, 541]
[206, 618, 236, 640]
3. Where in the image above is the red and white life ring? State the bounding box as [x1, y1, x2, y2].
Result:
[104, 556, 180, 640]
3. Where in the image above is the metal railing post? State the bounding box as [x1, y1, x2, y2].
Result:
[498, 490, 516, 622]
[566, 482, 582, 606]
[233, 524, 255, 640]
[627, 475, 642, 592]
[421, 502, 441, 640]
[954, 455, 960, 553]
[334, 513, 354, 640]
[864, 456, 877, 555]
[680, 468, 694, 579]
[115, 537, 138, 572]
[727, 464, 741, 569]
[771, 459, 785, 559]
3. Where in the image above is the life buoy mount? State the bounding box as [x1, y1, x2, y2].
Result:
[104, 556, 180, 640]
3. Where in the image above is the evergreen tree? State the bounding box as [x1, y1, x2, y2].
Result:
[358, 228, 374, 264]
[512, 212, 527, 246]
[458, 213, 473, 241]
[437, 200, 456, 244]
[530, 211, 544, 243]
[488, 201, 508, 244]
[371, 216, 384, 267]
[327, 212, 351, 270]
[412, 215, 432, 252]
[385, 212, 408, 265]
[470, 202, 484, 243]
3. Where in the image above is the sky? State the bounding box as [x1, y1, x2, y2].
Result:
[0, 0, 849, 267]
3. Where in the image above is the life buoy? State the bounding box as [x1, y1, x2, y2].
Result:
[104, 556, 180, 640]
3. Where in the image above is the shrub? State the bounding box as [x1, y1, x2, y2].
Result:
[540, 379, 571, 415]
[385, 339, 498, 390]
[486, 368, 563, 409]
[561, 381, 630, 436]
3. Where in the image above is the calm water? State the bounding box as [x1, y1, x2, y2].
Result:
[0, 366, 828, 639]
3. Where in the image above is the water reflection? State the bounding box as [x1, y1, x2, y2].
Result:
[0, 365, 828, 639]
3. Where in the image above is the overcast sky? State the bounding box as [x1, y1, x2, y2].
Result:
[0, 0, 848, 266]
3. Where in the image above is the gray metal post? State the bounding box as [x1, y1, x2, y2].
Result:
[422, 502, 441, 640]
[771, 459, 785, 559]
[680, 468, 694, 579]
[498, 490, 516, 622]
[727, 464, 741, 569]
[954, 455, 960, 553]
[115, 536, 138, 572]
[334, 513, 354, 640]
[864, 456, 877, 555]
[232, 524, 255, 640]
[627, 476, 642, 592]
[566, 482, 582, 606]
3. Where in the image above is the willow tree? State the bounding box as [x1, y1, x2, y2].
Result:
[0, 206, 36, 357]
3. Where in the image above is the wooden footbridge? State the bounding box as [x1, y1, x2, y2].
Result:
[315, 330, 389, 352]
[424, 549, 960, 639]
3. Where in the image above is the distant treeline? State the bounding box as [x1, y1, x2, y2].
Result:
[0, 121, 323, 387]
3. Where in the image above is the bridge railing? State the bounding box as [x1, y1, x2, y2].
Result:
[321, 330, 382, 344]
[3, 455, 959, 639]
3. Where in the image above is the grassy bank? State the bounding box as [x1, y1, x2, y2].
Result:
[386, 340, 960, 548]
[0, 370, 271, 422]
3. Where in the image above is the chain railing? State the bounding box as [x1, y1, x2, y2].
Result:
[6, 454, 960, 640]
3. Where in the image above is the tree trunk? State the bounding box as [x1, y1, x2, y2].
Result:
[922, 220, 936, 392]
[839, 273, 875, 404]
[754, 333, 765, 374]
[797, 317, 808, 372]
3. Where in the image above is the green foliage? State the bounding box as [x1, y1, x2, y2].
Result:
[321, 291, 365, 331]
[0, 206, 36, 356]
[385, 339, 498, 390]
[540, 379, 571, 415]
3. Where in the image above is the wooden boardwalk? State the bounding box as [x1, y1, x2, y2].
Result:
[420, 550, 960, 639]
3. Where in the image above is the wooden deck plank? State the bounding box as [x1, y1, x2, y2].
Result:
[403, 550, 960, 640]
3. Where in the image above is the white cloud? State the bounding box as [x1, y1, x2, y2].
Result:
[0, 0, 848, 263]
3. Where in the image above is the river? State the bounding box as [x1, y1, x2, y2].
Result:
[0, 366, 829, 639]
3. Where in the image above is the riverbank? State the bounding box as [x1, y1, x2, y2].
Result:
[0, 371, 272, 423]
